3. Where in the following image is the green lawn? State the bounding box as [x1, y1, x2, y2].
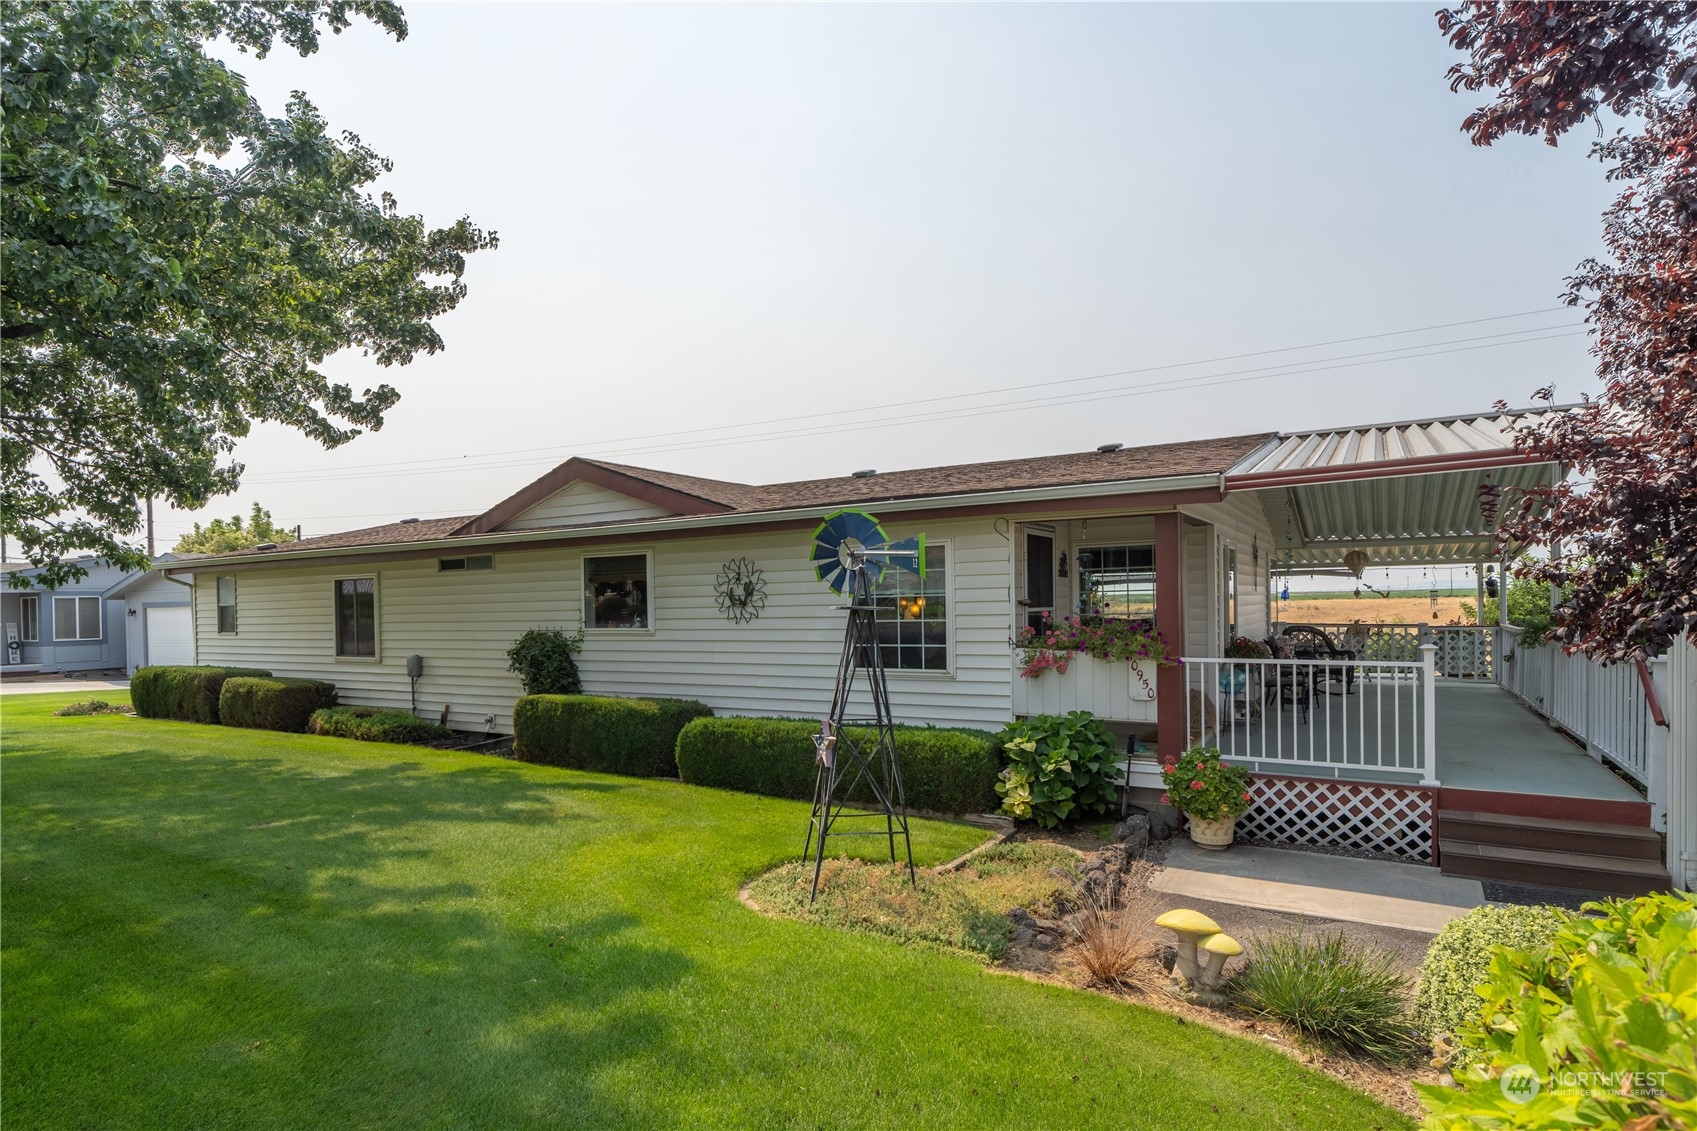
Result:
[2, 692, 1411, 1129]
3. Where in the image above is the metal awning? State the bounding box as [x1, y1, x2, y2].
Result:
[1226, 408, 1570, 570]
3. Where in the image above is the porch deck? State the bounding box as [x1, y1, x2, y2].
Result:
[1209, 679, 1643, 800]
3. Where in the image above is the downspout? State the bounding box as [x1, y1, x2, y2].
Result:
[163, 572, 196, 666]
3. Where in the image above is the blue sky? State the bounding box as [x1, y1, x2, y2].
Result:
[161, 2, 1614, 547]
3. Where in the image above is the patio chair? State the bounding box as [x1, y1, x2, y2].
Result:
[1261, 659, 1311, 723]
[1282, 623, 1357, 694]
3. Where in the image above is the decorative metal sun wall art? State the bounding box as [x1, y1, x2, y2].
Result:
[714, 556, 768, 623]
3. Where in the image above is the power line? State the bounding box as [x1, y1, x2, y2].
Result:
[248, 323, 1585, 486]
[245, 307, 1576, 483]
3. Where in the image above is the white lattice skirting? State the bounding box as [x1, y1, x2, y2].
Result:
[1236, 776, 1436, 863]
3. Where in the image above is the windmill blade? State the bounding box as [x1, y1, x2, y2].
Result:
[881, 534, 927, 579]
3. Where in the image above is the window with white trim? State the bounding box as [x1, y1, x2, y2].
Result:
[1075, 544, 1156, 620]
[19, 595, 38, 642]
[52, 595, 102, 641]
[438, 555, 494, 573]
[872, 544, 948, 671]
[334, 577, 378, 657]
[217, 576, 237, 634]
[584, 553, 651, 629]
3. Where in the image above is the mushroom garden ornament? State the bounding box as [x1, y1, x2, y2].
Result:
[1154, 908, 1220, 983]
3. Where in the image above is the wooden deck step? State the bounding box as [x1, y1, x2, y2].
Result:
[1439, 840, 1672, 896]
[1437, 786, 1651, 826]
[1437, 810, 1665, 861]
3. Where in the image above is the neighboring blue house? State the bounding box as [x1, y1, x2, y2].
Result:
[1, 555, 194, 675]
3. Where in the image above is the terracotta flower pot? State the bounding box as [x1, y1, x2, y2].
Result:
[1188, 815, 1235, 850]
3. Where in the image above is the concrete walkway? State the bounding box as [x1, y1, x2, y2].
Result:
[1152, 839, 1484, 934]
[0, 675, 130, 696]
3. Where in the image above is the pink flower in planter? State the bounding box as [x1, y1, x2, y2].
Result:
[1189, 780, 1205, 790]
[1242, 791, 1252, 801]
[1159, 792, 1170, 804]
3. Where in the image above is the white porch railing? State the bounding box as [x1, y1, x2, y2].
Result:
[1498, 627, 1659, 796]
[1278, 621, 1497, 679]
[1181, 648, 1437, 785]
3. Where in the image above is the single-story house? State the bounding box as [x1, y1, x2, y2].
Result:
[168, 407, 1677, 890]
[1, 554, 195, 676]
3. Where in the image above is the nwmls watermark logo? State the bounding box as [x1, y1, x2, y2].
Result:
[1497, 1064, 1672, 1104]
[1499, 1064, 1541, 1104]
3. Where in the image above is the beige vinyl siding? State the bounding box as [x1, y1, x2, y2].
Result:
[502, 480, 675, 529]
[1180, 493, 1276, 650]
[1182, 522, 1213, 656]
[193, 517, 1016, 733]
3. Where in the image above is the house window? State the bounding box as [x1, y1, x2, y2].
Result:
[52, 595, 102, 641]
[334, 577, 378, 657]
[18, 596, 37, 642]
[873, 544, 948, 671]
[584, 553, 651, 629]
[217, 576, 237, 634]
[438, 555, 494, 573]
[1075, 544, 1156, 620]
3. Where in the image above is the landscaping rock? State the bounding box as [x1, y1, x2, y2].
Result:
[1111, 814, 1150, 855]
[1006, 907, 1039, 947]
[1126, 803, 1175, 841]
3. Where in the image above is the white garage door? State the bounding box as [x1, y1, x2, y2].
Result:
[145, 605, 194, 667]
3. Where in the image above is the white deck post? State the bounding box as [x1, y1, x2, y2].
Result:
[1419, 643, 1439, 786]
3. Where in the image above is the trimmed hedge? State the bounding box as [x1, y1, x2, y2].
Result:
[674, 717, 1002, 814]
[1413, 902, 1570, 1064]
[513, 695, 714, 777]
[308, 705, 454, 745]
[131, 665, 272, 724]
[218, 676, 339, 733]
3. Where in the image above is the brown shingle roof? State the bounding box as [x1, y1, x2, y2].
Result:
[198, 431, 1274, 563]
[249, 515, 475, 554]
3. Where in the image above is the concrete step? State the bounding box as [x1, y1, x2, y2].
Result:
[1437, 809, 1665, 860]
[1439, 839, 1672, 896]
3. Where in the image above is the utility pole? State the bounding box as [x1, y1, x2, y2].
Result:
[146, 497, 156, 558]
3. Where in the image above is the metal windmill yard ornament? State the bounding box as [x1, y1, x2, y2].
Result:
[803, 509, 924, 901]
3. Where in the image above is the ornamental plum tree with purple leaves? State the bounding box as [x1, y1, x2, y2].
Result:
[1438, 2, 1697, 659]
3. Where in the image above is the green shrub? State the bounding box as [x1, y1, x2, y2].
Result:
[308, 705, 454, 745]
[1231, 930, 1417, 1064]
[673, 717, 1002, 814]
[506, 627, 584, 695]
[130, 665, 272, 723]
[1413, 902, 1570, 1064]
[1419, 891, 1697, 1128]
[218, 676, 338, 732]
[513, 695, 713, 777]
[52, 699, 132, 717]
[994, 711, 1119, 828]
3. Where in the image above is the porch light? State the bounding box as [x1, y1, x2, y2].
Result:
[1343, 549, 1370, 578]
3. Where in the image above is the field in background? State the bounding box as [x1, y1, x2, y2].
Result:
[1274, 595, 1477, 627]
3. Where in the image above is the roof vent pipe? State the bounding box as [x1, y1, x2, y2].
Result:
[850, 469, 877, 478]
[1096, 443, 1123, 454]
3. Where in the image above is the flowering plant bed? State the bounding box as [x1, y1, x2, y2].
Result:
[1224, 635, 1271, 660]
[1159, 746, 1253, 820]
[1017, 614, 1176, 679]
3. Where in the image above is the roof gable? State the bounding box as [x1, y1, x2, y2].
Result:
[456, 457, 744, 537]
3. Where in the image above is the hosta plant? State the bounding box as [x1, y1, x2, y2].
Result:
[995, 711, 1120, 828]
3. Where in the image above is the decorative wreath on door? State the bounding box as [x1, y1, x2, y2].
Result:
[714, 557, 768, 623]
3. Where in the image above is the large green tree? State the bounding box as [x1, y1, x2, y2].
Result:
[173, 502, 297, 554]
[2, 1, 496, 587]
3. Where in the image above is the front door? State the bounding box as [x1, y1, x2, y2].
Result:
[1023, 531, 1055, 633]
